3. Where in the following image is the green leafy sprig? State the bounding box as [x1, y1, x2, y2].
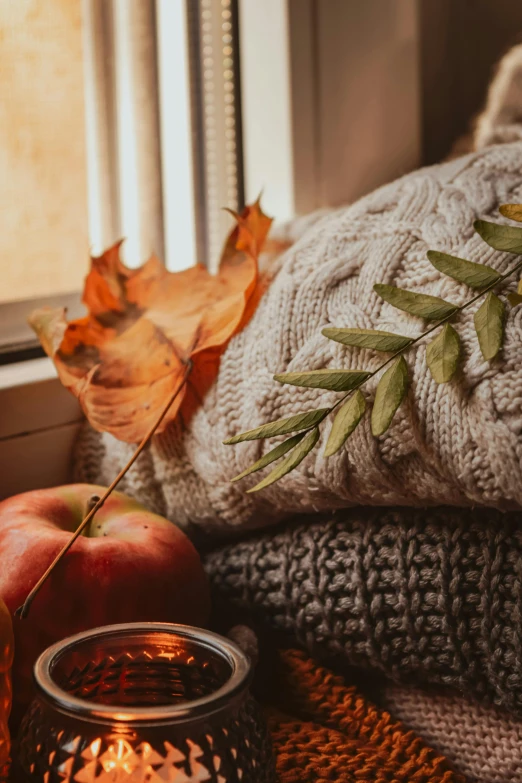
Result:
[224, 208, 522, 491]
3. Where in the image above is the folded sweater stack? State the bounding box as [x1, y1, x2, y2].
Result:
[205, 507, 522, 782]
[75, 46, 522, 782]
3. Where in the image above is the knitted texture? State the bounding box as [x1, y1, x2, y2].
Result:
[203, 507, 522, 716]
[75, 141, 522, 537]
[381, 682, 522, 783]
[266, 648, 463, 783]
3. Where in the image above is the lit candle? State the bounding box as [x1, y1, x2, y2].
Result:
[15, 623, 275, 782]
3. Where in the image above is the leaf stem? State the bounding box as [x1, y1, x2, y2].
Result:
[303, 255, 522, 425]
[15, 361, 193, 620]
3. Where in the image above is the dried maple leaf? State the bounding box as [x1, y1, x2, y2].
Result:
[30, 200, 273, 443]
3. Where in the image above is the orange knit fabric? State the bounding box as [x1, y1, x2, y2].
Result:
[267, 650, 466, 783]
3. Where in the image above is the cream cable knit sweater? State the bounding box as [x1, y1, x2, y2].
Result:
[75, 140, 522, 536]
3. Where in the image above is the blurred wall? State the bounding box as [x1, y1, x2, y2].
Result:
[264, 0, 522, 217]
[315, 0, 421, 208]
[420, 0, 522, 163]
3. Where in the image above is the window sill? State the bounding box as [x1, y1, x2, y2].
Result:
[0, 357, 83, 499]
[0, 291, 83, 365]
[0, 356, 58, 391]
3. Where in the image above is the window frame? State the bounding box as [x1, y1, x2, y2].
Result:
[0, 292, 84, 366]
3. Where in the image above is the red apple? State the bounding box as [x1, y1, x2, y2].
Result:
[0, 484, 211, 717]
[0, 596, 13, 776]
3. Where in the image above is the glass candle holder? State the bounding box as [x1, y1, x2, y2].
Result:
[15, 623, 276, 782]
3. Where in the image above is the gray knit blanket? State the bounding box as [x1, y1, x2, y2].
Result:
[75, 141, 522, 537]
[204, 506, 522, 718]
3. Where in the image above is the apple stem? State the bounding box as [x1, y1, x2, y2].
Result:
[15, 361, 193, 620]
[86, 495, 101, 529]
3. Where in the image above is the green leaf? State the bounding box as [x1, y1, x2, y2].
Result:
[324, 391, 366, 457]
[371, 356, 408, 436]
[274, 369, 371, 392]
[474, 219, 522, 255]
[474, 292, 505, 360]
[223, 408, 329, 444]
[508, 279, 522, 307]
[427, 250, 501, 289]
[230, 432, 306, 482]
[508, 292, 522, 306]
[374, 284, 457, 320]
[426, 324, 460, 384]
[247, 427, 320, 492]
[322, 327, 412, 352]
[499, 204, 522, 223]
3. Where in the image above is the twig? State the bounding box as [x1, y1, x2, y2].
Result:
[259, 256, 522, 449]
[323, 256, 522, 418]
[228, 254, 522, 489]
[15, 361, 193, 620]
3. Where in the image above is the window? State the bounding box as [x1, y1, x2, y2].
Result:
[2, 0, 522, 362]
[0, 0, 244, 360]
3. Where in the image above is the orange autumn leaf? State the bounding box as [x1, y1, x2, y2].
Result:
[29, 200, 273, 443]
